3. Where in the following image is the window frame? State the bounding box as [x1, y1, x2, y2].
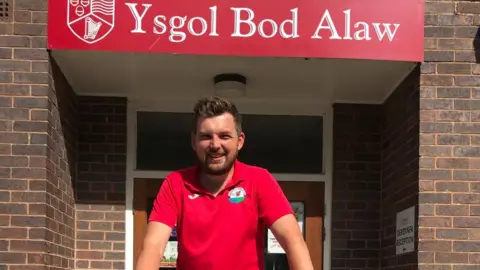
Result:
[134, 110, 325, 174]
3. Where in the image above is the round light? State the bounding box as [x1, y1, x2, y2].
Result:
[213, 73, 247, 98]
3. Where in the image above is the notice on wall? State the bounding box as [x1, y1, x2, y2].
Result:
[160, 241, 178, 267]
[396, 206, 415, 255]
[160, 225, 178, 267]
[267, 202, 305, 254]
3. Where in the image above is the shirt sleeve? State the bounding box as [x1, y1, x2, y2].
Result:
[148, 177, 178, 228]
[257, 170, 294, 228]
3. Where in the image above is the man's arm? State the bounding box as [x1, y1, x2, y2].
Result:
[270, 215, 314, 270]
[135, 178, 178, 270]
[257, 170, 314, 270]
[135, 222, 172, 270]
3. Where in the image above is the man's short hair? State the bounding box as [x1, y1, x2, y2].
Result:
[193, 96, 242, 134]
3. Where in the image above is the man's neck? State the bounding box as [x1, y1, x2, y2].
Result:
[200, 168, 235, 196]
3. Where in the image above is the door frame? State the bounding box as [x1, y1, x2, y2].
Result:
[124, 99, 333, 270]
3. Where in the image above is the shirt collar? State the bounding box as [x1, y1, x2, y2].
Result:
[184, 160, 245, 195]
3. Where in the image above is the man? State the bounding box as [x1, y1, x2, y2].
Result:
[135, 96, 314, 270]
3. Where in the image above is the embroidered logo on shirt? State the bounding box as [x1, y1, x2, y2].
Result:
[188, 194, 200, 200]
[228, 187, 246, 204]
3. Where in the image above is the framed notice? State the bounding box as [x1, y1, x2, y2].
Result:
[267, 201, 305, 254]
[160, 225, 178, 267]
[396, 206, 415, 255]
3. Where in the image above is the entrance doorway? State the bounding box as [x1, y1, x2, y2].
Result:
[126, 102, 333, 270]
[133, 178, 325, 270]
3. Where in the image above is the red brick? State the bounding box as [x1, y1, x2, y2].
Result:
[436, 158, 469, 168]
[455, 51, 476, 62]
[453, 194, 480, 204]
[0, 252, 27, 263]
[454, 217, 480, 228]
[422, 99, 454, 110]
[419, 217, 452, 227]
[437, 134, 469, 145]
[435, 252, 469, 263]
[437, 229, 469, 240]
[437, 87, 471, 98]
[469, 253, 480, 263]
[438, 39, 473, 50]
[422, 75, 454, 86]
[457, 3, 480, 14]
[455, 76, 480, 87]
[426, 2, 455, 14]
[436, 205, 469, 216]
[76, 251, 103, 260]
[436, 181, 469, 192]
[419, 240, 452, 252]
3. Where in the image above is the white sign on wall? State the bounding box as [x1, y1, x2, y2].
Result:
[396, 206, 415, 255]
[267, 202, 305, 254]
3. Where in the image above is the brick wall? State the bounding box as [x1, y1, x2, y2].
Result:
[45, 56, 78, 269]
[420, 1, 480, 269]
[332, 104, 382, 270]
[0, 0, 78, 268]
[381, 66, 420, 270]
[75, 96, 127, 270]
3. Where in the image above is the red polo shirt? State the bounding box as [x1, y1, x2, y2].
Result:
[148, 160, 294, 270]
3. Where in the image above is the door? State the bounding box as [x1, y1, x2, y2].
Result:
[133, 178, 325, 270]
[133, 178, 177, 270]
[265, 181, 324, 270]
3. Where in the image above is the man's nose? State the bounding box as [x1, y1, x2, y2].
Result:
[209, 136, 221, 149]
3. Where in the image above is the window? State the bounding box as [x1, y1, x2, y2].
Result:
[136, 112, 323, 174]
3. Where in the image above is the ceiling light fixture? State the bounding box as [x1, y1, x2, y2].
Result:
[213, 73, 247, 98]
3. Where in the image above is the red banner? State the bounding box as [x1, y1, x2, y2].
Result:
[47, 0, 424, 62]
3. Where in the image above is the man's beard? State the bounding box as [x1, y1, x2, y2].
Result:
[199, 151, 238, 176]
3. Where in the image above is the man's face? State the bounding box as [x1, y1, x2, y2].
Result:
[192, 113, 245, 176]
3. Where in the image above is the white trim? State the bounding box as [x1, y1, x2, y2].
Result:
[125, 99, 333, 270]
[124, 101, 136, 270]
[322, 104, 333, 270]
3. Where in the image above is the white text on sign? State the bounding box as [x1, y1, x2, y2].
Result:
[124, 4, 400, 43]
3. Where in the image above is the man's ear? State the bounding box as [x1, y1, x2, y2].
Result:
[191, 132, 196, 151]
[237, 132, 245, 151]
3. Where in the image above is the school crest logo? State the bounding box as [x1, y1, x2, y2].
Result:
[67, 0, 115, 44]
[228, 187, 246, 204]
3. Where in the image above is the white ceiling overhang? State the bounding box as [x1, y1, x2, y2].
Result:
[51, 49, 417, 107]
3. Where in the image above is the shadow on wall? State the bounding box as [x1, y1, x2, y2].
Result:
[52, 52, 127, 268]
[474, 28, 480, 63]
[51, 55, 77, 197]
[51, 53, 127, 206]
[380, 64, 420, 269]
[332, 65, 421, 270]
[49, 54, 78, 267]
[75, 94, 127, 206]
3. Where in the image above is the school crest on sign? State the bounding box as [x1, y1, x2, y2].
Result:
[67, 0, 115, 44]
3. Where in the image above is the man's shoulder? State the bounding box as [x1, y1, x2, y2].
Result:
[237, 161, 272, 179]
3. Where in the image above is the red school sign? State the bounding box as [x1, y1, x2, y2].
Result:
[47, 0, 424, 62]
